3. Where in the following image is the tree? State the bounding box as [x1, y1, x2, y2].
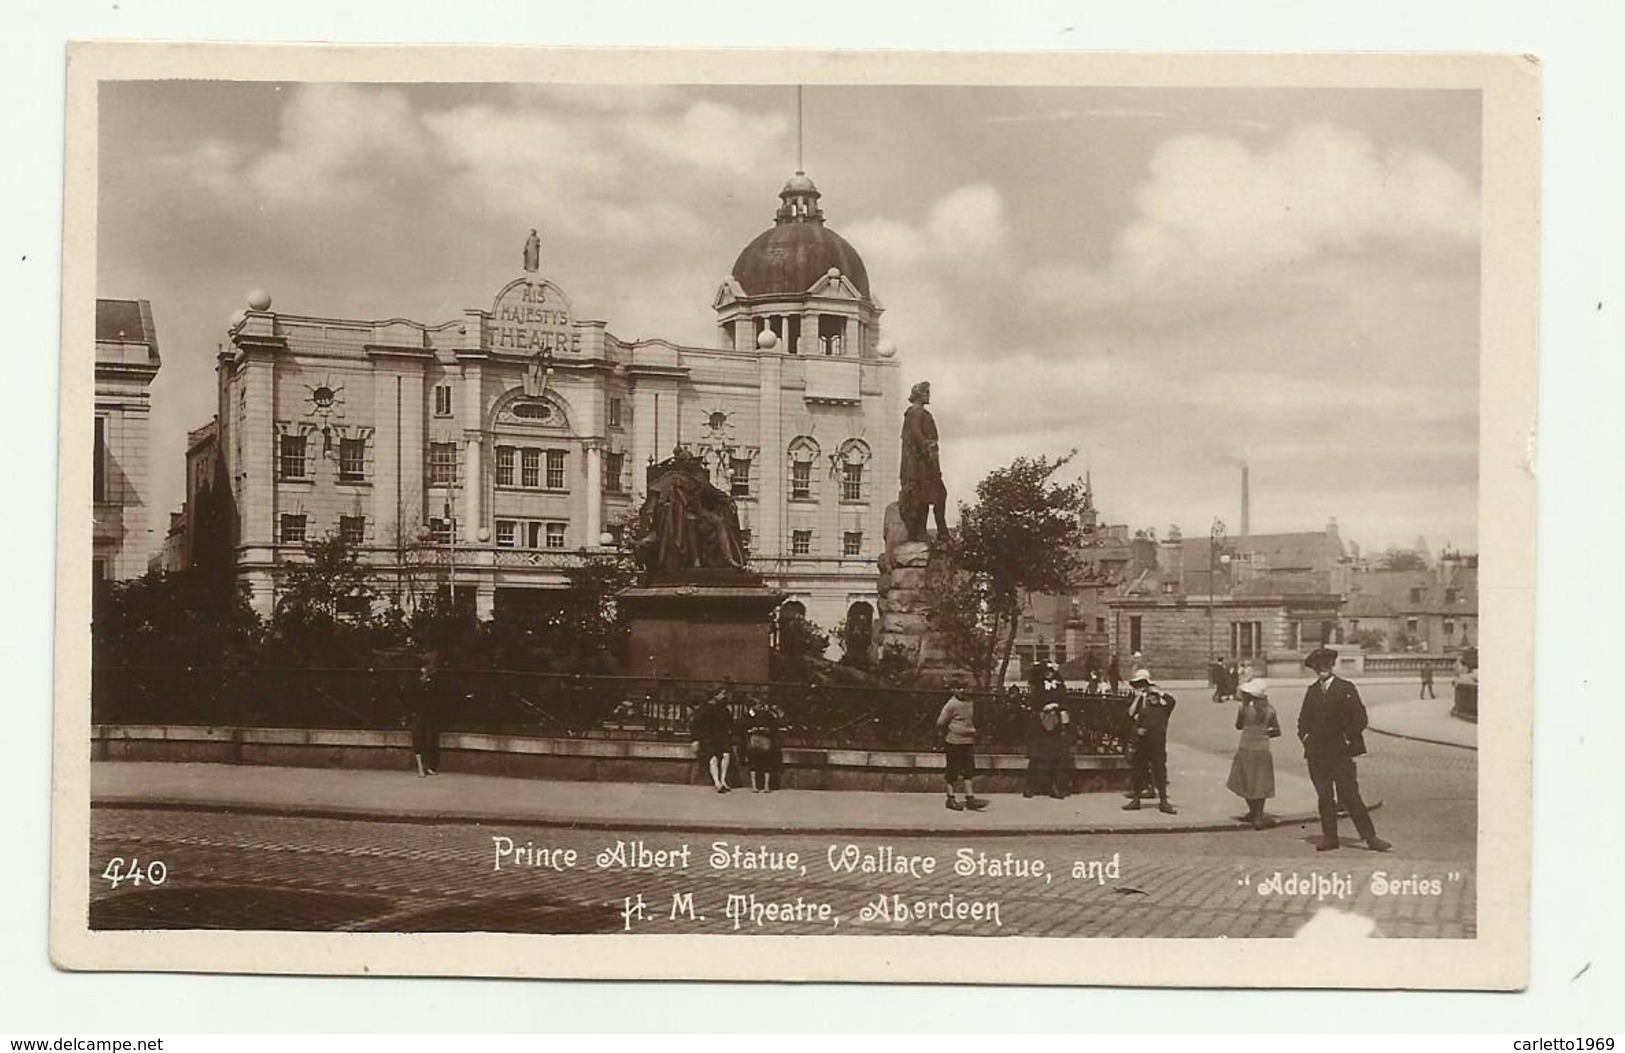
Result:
[772, 611, 831, 682]
[556, 550, 640, 671]
[269, 534, 382, 664]
[930, 571, 1001, 688]
[1378, 547, 1429, 571]
[1350, 627, 1389, 652]
[92, 568, 263, 670]
[949, 452, 1089, 687]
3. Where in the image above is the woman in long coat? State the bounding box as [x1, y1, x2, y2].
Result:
[1226, 677, 1280, 829]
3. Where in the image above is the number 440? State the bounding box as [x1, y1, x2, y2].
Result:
[101, 857, 167, 889]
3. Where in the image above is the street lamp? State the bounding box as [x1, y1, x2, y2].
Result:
[1208, 518, 1228, 662]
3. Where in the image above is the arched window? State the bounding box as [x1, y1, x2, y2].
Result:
[844, 601, 874, 660]
[787, 436, 820, 501]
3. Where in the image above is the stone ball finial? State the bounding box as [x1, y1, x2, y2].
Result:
[246, 289, 272, 311]
[756, 328, 779, 350]
[827, 266, 840, 277]
[877, 338, 898, 358]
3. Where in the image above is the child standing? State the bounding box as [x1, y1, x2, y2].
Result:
[936, 681, 990, 812]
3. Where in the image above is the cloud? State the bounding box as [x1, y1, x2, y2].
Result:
[1102, 123, 1480, 300]
[185, 84, 433, 205]
[169, 85, 790, 252]
[507, 84, 682, 112]
[623, 100, 789, 176]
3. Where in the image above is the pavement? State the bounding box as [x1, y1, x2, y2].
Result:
[1365, 695, 1477, 750]
[91, 735, 1326, 836]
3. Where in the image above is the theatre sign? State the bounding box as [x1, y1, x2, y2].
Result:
[488, 276, 580, 355]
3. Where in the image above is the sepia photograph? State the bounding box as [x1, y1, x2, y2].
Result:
[53, 44, 1538, 987]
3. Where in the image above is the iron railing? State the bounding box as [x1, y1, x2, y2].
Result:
[91, 666, 1135, 754]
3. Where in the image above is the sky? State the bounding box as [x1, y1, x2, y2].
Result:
[97, 81, 1481, 558]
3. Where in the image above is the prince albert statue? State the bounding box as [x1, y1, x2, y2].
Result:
[631, 448, 749, 574]
[900, 380, 950, 543]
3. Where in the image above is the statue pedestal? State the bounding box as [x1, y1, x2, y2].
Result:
[618, 571, 783, 683]
[875, 502, 964, 684]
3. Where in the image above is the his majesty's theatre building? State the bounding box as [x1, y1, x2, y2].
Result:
[204, 172, 901, 644]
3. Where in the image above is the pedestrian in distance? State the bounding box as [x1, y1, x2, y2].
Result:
[1226, 677, 1281, 829]
[1106, 653, 1122, 692]
[1420, 662, 1436, 699]
[1209, 655, 1227, 704]
[936, 678, 990, 812]
[409, 656, 443, 778]
[690, 681, 736, 793]
[1298, 647, 1391, 852]
[1121, 668, 1178, 815]
[742, 695, 785, 793]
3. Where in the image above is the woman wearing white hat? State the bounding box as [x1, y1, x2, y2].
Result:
[1226, 677, 1281, 829]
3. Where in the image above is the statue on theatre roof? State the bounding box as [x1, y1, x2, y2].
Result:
[523, 229, 541, 274]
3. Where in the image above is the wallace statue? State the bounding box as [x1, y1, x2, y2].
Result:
[899, 380, 950, 542]
[631, 448, 749, 573]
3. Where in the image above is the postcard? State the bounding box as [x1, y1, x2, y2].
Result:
[54, 43, 1538, 987]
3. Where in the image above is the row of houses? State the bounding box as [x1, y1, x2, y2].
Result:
[1010, 489, 1478, 681]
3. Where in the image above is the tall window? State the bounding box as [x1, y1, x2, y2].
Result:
[279, 434, 307, 480]
[521, 448, 541, 488]
[791, 529, 812, 556]
[429, 517, 455, 545]
[1444, 618, 1456, 636]
[545, 450, 566, 490]
[1409, 586, 1424, 603]
[339, 515, 365, 546]
[730, 457, 752, 497]
[607, 397, 623, 429]
[791, 461, 812, 500]
[1231, 621, 1264, 660]
[93, 417, 106, 501]
[428, 442, 458, 486]
[339, 438, 366, 482]
[842, 530, 863, 557]
[495, 446, 516, 487]
[279, 513, 307, 544]
[604, 452, 625, 493]
[1129, 615, 1143, 654]
[433, 384, 453, 417]
[1445, 588, 1458, 604]
[545, 522, 566, 549]
[495, 520, 516, 547]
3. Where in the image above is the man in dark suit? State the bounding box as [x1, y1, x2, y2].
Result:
[1298, 647, 1391, 852]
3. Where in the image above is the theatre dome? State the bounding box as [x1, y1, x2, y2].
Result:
[730, 171, 871, 300]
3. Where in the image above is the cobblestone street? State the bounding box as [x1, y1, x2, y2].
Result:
[90, 725, 1476, 939]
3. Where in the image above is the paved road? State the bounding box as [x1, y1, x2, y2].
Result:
[89, 728, 1475, 939]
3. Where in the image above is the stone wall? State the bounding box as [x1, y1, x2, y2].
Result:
[1109, 599, 1293, 680]
[874, 502, 966, 683]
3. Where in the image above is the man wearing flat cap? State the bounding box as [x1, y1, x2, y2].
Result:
[1297, 646, 1391, 852]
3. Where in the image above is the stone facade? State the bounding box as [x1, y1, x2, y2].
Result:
[201, 178, 900, 648]
[1106, 593, 1344, 680]
[94, 299, 162, 581]
[1341, 552, 1478, 654]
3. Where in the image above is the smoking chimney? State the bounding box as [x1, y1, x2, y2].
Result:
[1241, 462, 1251, 539]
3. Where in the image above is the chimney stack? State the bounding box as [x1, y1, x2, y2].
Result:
[1241, 462, 1251, 539]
